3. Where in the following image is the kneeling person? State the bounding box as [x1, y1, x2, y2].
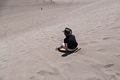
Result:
[58, 28, 78, 52]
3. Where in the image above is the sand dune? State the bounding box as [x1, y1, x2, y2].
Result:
[0, 0, 120, 80]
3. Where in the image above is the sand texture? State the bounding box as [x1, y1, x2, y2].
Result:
[0, 0, 120, 80]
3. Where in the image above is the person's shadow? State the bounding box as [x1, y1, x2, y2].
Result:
[57, 49, 75, 57]
[61, 52, 74, 57]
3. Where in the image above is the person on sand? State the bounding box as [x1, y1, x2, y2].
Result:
[57, 28, 78, 53]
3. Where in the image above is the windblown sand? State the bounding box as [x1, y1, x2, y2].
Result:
[0, 0, 120, 80]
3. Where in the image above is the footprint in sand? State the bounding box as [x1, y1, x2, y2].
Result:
[37, 68, 60, 76]
[110, 26, 120, 30]
[116, 72, 120, 76]
[109, 75, 118, 80]
[103, 37, 111, 40]
[104, 64, 114, 68]
[29, 76, 35, 80]
[97, 48, 105, 52]
[29, 68, 60, 79]
[115, 55, 120, 59]
[37, 70, 60, 76]
[96, 26, 102, 28]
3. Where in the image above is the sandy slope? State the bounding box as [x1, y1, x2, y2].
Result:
[0, 0, 120, 80]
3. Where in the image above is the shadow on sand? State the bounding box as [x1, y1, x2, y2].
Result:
[57, 50, 75, 57]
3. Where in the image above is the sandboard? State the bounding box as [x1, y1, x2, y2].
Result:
[56, 47, 81, 53]
[73, 48, 81, 53]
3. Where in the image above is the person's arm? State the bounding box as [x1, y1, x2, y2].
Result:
[64, 38, 68, 50]
[64, 43, 68, 50]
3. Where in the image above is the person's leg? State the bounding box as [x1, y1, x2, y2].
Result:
[61, 48, 76, 57]
[67, 47, 78, 52]
[57, 43, 67, 52]
[58, 43, 65, 49]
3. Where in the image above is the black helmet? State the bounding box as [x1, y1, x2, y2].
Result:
[63, 27, 72, 34]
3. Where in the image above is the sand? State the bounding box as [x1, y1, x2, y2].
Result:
[0, 0, 120, 80]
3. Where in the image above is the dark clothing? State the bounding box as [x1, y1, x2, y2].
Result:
[64, 34, 78, 49]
